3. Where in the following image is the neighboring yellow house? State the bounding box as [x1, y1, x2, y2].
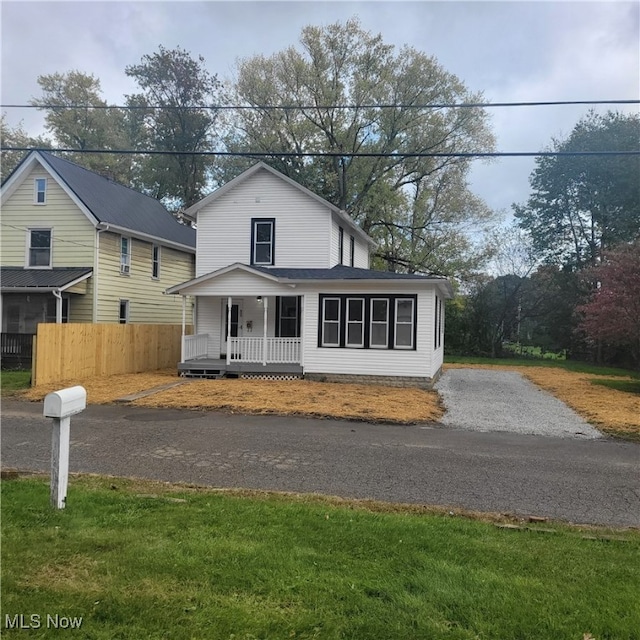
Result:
[1, 151, 196, 347]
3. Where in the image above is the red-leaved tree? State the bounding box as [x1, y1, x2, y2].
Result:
[577, 240, 640, 368]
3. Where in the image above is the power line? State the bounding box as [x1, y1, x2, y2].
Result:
[2, 147, 639, 158]
[2, 99, 639, 111]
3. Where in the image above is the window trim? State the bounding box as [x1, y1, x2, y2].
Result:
[152, 244, 161, 279]
[346, 297, 365, 348]
[370, 298, 389, 348]
[120, 236, 131, 275]
[318, 294, 417, 351]
[119, 299, 130, 324]
[321, 297, 341, 347]
[250, 218, 275, 266]
[394, 298, 415, 349]
[338, 227, 344, 265]
[34, 178, 47, 204]
[350, 236, 355, 267]
[27, 227, 52, 268]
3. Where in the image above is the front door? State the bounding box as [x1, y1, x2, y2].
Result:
[221, 300, 243, 357]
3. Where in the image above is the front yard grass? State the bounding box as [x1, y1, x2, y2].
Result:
[0, 370, 32, 395]
[2, 475, 639, 640]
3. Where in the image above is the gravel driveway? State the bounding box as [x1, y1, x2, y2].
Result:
[435, 369, 602, 439]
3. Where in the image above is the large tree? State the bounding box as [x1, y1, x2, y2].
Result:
[221, 18, 496, 278]
[0, 115, 50, 182]
[125, 46, 223, 209]
[30, 71, 133, 183]
[514, 111, 640, 270]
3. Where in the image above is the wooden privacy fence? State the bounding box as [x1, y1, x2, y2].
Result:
[33, 324, 190, 387]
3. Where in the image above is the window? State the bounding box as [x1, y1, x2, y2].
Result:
[318, 294, 417, 350]
[251, 218, 275, 265]
[350, 236, 355, 267]
[120, 237, 131, 274]
[277, 296, 300, 337]
[152, 245, 161, 279]
[34, 178, 47, 204]
[322, 297, 340, 346]
[28, 229, 52, 267]
[119, 300, 130, 324]
[338, 227, 344, 265]
[346, 298, 365, 347]
[370, 298, 389, 348]
[395, 298, 415, 349]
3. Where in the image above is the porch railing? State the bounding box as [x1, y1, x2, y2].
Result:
[182, 334, 209, 361]
[228, 337, 300, 364]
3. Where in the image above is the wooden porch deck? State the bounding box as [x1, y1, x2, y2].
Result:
[178, 359, 303, 379]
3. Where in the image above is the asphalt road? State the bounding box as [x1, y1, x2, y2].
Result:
[2, 398, 639, 527]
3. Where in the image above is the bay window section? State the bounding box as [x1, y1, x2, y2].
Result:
[394, 298, 415, 348]
[370, 298, 389, 348]
[322, 297, 340, 346]
[346, 298, 364, 347]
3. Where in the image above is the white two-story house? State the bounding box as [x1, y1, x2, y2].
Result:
[167, 162, 452, 387]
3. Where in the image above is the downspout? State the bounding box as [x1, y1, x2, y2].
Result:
[53, 289, 63, 323]
[93, 224, 109, 322]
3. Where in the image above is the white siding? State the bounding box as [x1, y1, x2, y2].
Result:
[300, 284, 440, 379]
[184, 269, 298, 298]
[329, 214, 370, 268]
[196, 169, 334, 275]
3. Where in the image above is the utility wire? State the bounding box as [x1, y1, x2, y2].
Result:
[2, 99, 639, 111]
[1, 147, 639, 158]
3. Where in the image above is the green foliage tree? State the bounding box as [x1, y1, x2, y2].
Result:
[221, 18, 497, 278]
[30, 71, 133, 183]
[125, 45, 223, 209]
[514, 111, 640, 269]
[0, 115, 50, 182]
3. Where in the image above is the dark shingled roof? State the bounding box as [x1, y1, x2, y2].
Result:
[252, 265, 446, 281]
[38, 151, 196, 249]
[1, 267, 93, 290]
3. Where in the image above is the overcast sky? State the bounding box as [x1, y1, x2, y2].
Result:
[1, 1, 638, 217]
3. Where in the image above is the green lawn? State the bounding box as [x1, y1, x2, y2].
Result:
[0, 370, 32, 395]
[445, 355, 640, 378]
[2, 476, 639, 640]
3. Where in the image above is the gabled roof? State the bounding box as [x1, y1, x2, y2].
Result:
[1, 151, 196, 252]
[183, 161, 374, 247]
[167, 263, 453, 297]
[0, 267, 93, 292]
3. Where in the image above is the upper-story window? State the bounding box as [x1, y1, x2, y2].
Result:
[152, 245, 161, 279]
[338, 227, 344, 265]
[28, 228, 52, 267]
[350, 236, 355, 267]
[251, 218, 275, 266]
[120, 236, 131, 274]
[34, 178, 47, 204]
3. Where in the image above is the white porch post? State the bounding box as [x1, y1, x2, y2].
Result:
[262, 296, 268, 366]
[226, 296, 232, 365]
[180, 296, 186, 362]
[53, 289, 63, 323]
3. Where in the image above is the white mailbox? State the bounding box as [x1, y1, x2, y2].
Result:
[44, 386, 87, 418]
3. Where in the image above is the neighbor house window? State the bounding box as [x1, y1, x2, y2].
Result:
[277, 296, 301, 338]
[370, 298, 389, 348]
[350, 236, 355, 267]
[346, 298, 365, 347]
[251, 218, 275, 265]
[34, 178, 47, 204]
[321, 297, 341, 346]
[394, 298, 415, 349]
[119, 300, 129, 324]
[120, 237, 131, 274]
[152, 245, 161, 279]
[28, 228, 52, 267]
[338, 227, 344, 265]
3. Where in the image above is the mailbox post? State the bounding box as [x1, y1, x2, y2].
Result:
[43, 386, 87, 509]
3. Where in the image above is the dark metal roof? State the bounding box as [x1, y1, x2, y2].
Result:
[38, 151, 196, 249]
[1, 267, 93, 290]
[252, 265, 447, 281]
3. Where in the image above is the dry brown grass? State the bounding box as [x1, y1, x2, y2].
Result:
[445, 363, 640, 438]
[20, 371, 443, 425]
